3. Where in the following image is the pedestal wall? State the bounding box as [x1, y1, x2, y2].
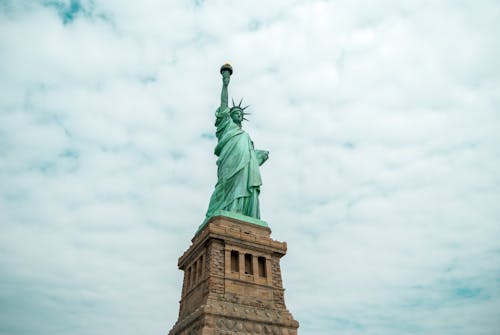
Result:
[168, 215, 299, 335]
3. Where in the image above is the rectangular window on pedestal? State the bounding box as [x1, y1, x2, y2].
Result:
[192, 260, 197, 284]
[230, 250, 239, 272]
[245, 254, 253, 275]
[198, 256, 203, 279]
[258, 256, 267, 277]
[186, 267, 192, 288]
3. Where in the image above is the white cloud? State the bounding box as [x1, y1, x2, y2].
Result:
[1, 1, 499, 334]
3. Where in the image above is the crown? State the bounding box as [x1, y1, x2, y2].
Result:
[230, 98, 251, 121]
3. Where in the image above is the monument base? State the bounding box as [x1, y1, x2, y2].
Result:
[168, 214, 299, 335]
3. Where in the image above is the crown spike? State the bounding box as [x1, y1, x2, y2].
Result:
[232, 98, 235, 107]
[238, 98, 243, 107]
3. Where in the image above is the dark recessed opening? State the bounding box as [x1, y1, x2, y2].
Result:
[258, 256, 267, 277]
[245, 254, 253, 275]
[230, 250, 239, 272]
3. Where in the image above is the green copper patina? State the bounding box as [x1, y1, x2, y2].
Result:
[204, 64, 269, 223]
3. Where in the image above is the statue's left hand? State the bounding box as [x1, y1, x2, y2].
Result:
[256, 150, 269, 166]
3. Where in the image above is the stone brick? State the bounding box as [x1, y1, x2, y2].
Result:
[168, 215, 299, 335]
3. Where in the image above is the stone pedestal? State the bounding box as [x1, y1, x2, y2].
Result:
[168, 212, 299, 335]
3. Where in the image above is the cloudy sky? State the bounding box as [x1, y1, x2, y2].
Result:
[1, 0, 499, 334]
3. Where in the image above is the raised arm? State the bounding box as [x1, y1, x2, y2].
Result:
[219, 63, 233, 110]
[220, 72, 229, 109]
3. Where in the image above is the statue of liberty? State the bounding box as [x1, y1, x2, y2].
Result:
[205, 64, 269, 220]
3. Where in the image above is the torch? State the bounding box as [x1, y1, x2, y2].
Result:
[220, 63, 233, 78]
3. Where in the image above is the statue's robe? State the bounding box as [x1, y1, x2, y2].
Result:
[206, 106, 263, 219]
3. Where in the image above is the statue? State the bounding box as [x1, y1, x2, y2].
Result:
[205, 64, 269, 220]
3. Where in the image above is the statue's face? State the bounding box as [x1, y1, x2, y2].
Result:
[231, 109, 243, 125]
